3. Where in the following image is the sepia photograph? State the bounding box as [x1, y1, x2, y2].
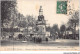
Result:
[0, 0, 79, 51]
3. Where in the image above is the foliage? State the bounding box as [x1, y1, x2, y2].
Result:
[46, 26, 51, 31]
[60, 24, 66, 33]
[68, 11, 79, 27]
[26, 15, 36, 27]
[50, 24, 59, 36]
[18, 21, 27, 28]
[1, 1, 17, 26]
[67, 11, 79, 39]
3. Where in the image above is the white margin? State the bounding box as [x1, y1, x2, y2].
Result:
[79, 0, 80, 51]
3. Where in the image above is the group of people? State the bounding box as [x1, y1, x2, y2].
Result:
[17, 34, 49, 43]
[32, 37, 42, 43]
[32, 37, 48, 43]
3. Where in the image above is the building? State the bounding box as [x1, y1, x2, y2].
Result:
[36, 6, 46, 35]
[36, 6, 50, 38]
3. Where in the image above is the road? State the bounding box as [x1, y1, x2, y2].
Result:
[1, 39, 79, 46]
[0, 39, 79, 51]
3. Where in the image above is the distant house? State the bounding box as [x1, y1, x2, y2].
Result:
[65, 26, 79, 39]
[46, 32, 50, 37]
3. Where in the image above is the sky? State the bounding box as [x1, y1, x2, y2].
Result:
[16, 0, 79, 27]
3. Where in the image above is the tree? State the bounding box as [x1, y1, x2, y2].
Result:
[1, 1, 17, 38]
[26, 15, 36, 27]
[18, 21, 27, 28]
[60, 24, 66, 38]
[24, 15, 36, 34]
[46, 26, 51, 31]
[1, 1, 17, 27]
[50, 24, 59, 40]
[68, 11, 79, 27]
[67, 11, 79, 39]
